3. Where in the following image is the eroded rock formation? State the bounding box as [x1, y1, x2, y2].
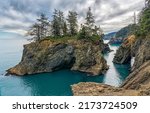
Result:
[72, 37, 150, 96]
[113, 35, 135, 64]
[7, 39, 108, 76]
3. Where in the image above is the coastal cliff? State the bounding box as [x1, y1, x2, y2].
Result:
[72, 61, 150, 96]
[72, 36, 150, 96]
[131, 38, 150, 71]
[113, 35, 135, 64]
[7, 39, 108, 76]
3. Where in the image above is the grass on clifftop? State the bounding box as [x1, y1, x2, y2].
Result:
[40, 35, 101, 43]
[43, 35, 78, 42]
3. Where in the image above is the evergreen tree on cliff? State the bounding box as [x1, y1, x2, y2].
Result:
[63, 21, 68, 36]
[138, 0, 150, 36]
[51, 9, 61, 37]
[37, 13, 49, 38]
[78, 8, 103, 40]
[27, 13, 49, 41]
[58, 10, 66, 36]
[67, 11, 78, 36]
[28, 23, 41, 41]
[51, 10, 67, 37]
[85, 7, 95, 36]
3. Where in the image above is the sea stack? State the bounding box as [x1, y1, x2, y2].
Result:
[7, 39, 109, 76]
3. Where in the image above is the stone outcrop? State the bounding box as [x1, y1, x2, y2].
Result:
[72, 61, 150, 96]
[7, 39, 108, 76]
[72, 82, 139, 96]
[7, 42, 75, 75]
[131, 38, 143, 57]
[109, 37, 123, 44]
[71, 40, 108, 75]
[113, 35, 135, 64]
[72, 37, 150, 96]
[131, 38, 150, 71]
[121, 61, 150, 90]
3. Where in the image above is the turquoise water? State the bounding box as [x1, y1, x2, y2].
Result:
[0, 39, 131, 96]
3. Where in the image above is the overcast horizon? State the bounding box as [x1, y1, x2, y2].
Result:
[0, 0, 145, 37]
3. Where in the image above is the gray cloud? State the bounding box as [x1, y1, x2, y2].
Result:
[96, 0, 144, 23]
[0, 0, 145, 35]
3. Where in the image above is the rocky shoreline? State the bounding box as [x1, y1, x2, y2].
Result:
[72, 61, 150, 96]
[72, 36, 150, 96]
[7, 39, 109, 76]
[113, 35, 135, 64]
[7, 35, 150, 96]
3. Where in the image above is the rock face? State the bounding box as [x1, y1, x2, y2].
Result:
[113, 35, 135, 64]
[131, 38, 143, 57]
[72, 61, 150, 96]
[8, 42, 75, 75]
[101, 43, 111, 53]
[113, 44, 131, 64]
[72, 82, 138, 96]
[121, 61, 150, 90]
[131, 38, 150, 71]
[7, 39, 108, 76]
[72, 37, 150, 96]
[109, 37, 123, 44]
[71, 40, 108, 75]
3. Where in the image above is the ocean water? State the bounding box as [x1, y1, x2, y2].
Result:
[0, 39, 131, 96]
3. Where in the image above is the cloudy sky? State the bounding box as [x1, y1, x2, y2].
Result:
[0, 0, 145, 37]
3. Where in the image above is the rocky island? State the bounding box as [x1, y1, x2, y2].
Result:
[7, 7, 110, 76]
[7, 39, 109, 76]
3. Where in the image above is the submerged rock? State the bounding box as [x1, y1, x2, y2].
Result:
[7, 39, 108, 76]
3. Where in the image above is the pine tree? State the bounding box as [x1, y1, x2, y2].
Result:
[85, 7, 95, 28]
[63, 21, 68, 36]
[78, 24, 87, 39]
[58, 10, 65, 36]
[51, 9, 60, 37]
[27, 23, 41, 41]
[67, 11, 78, 36]
[138, 1, 150, 36]
[85, 7, 95, 36]
[51, 10, 66, 37]
[27, 13, 49, 41]
[37, 13, 49, 39]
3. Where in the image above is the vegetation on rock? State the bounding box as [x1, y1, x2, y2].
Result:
[72, 0, 150, 96]
[136, 0, 150, 36]
[27, 7, 103, 42]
